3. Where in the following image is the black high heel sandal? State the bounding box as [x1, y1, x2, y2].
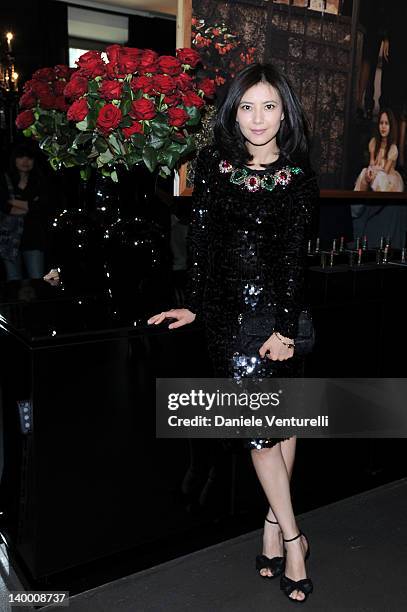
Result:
[280, 531, 313, 604]
[255, 517, 285, 579]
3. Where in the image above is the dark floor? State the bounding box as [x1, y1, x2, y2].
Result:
[2, 438, 406, 603]
[39, 478, 407, 612]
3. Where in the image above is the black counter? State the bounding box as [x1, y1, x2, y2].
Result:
[0, 263, 406, 581]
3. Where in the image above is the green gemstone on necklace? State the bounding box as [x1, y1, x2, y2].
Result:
[230, 168, 248, 185]
[261, 174, 277, 191]
[291, 166, 302, 174]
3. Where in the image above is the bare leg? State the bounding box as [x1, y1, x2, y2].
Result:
[258, 437, 297, 577]
[251, 442, 309, 601]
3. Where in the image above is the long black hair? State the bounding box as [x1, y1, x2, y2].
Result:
[213, 62, 311, 168]
[8, 142, 42, 191]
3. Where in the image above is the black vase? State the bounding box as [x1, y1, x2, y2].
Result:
[102, 164, 173, 320]
[49, 171, 106, 294]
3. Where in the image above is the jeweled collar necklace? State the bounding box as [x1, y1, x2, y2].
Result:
[218, 159, 303, 193]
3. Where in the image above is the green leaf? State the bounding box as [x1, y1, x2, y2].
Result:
[97, 149, 114, 167]
[62, 157, 78, 168]
[94, 137, 108, 153]
[49, 157, 61, 171]
[125, 151, 143, 166]
[119, 115, 133, 128]
[142, 146, 157, 172]
[74, 132, 93, 146]
[151, 121, 171, 138]
[185, 106, 201, 126]
[76, 119, 88, 131]
[39, 136, 52, 150]
[88, 80, 99, 94]
[80, 167, 92, 181]
[132, 133, 145, 149]
[149, 135, 167, 150]
[108, 134, 121, 153]
[120, 98, 132, 116]
[159, 165, 172, 177]
[157, 150, 178, 169]
[110, 170, 118, 183]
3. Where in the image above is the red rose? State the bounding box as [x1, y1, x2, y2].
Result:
[64, 76, 88, 99]
[67, 98, 89, 122]
[152, 74, 175, 95]
[96, 103, 122, 134]
[176, 48, 202, 68]
[53, 80, 66, 96]
[117, 47, 141, 74]
[163, 93, 181, 107]
[39, 94, 58, 109]
[181, 90, 205, 109]
[76, 51, 106, 78]
[19, 92, 36, 109]
[55, 96, 69, 112]
[167, 107, 190, 128]
[106, 46, 142, 77]
[99, 80, 123, 100]
[130, 76, 154, 95]
[174, 72, 194, 92]
[32, 67, 55, 82]
[197, 77, 216, 97]
[23, 79, 35, 93]
[122, 121, 144, 139]
[157, 55, 182, 76]
[129, 97, 156, 121]
[15, 110, 35, 130]
[138, 49, 159, 74]
[54, 64, 71, 80]
[24, 80, 51, 98]
[106, 44, 121, 64]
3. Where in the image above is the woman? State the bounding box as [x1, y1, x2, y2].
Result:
[148, 62, 319, 603]
[0, 143, 48, 280]
[354, 108, 404, 192]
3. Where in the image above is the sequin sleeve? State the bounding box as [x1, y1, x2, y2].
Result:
[273, 171, 320, 339]
[182, 147, 212, 316]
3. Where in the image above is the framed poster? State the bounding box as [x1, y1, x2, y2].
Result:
[177, 0, 407, 199]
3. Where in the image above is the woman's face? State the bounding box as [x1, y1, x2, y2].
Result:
[236, 81, 284, 148]
[379, 113, 390, 138]
[15, 155, 34, 173]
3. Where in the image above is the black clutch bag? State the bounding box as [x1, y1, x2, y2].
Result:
[238, 308, 315, 356]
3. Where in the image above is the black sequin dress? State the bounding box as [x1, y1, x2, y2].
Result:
[183, 144, 319, 450]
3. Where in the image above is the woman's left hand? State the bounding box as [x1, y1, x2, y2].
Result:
[259, 333, 294, 361]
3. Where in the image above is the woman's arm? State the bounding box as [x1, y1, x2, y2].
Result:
[368, 137, 376, 167]
[273, 171, 320, 340]
[182, 147, 212, 316]
[383, 144, 398, 174]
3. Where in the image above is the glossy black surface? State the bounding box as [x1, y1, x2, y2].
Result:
[0, 261, 406, 588]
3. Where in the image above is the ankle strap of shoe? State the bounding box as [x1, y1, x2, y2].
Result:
[283, 531, 302, 542]
[265, 517, 279, 524]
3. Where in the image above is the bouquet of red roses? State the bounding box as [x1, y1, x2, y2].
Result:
[16, 46, 215, 181]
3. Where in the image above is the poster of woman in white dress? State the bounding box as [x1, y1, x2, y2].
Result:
[354, 109, 404, 192]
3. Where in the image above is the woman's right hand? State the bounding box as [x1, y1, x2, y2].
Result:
[147, 308, 196, 330]
[8, 199, 29, 215]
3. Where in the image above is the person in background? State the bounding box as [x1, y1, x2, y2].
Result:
[352, 109, 407, 248]
[354, 108, 403, 192]
[0, 143, 50, 281]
